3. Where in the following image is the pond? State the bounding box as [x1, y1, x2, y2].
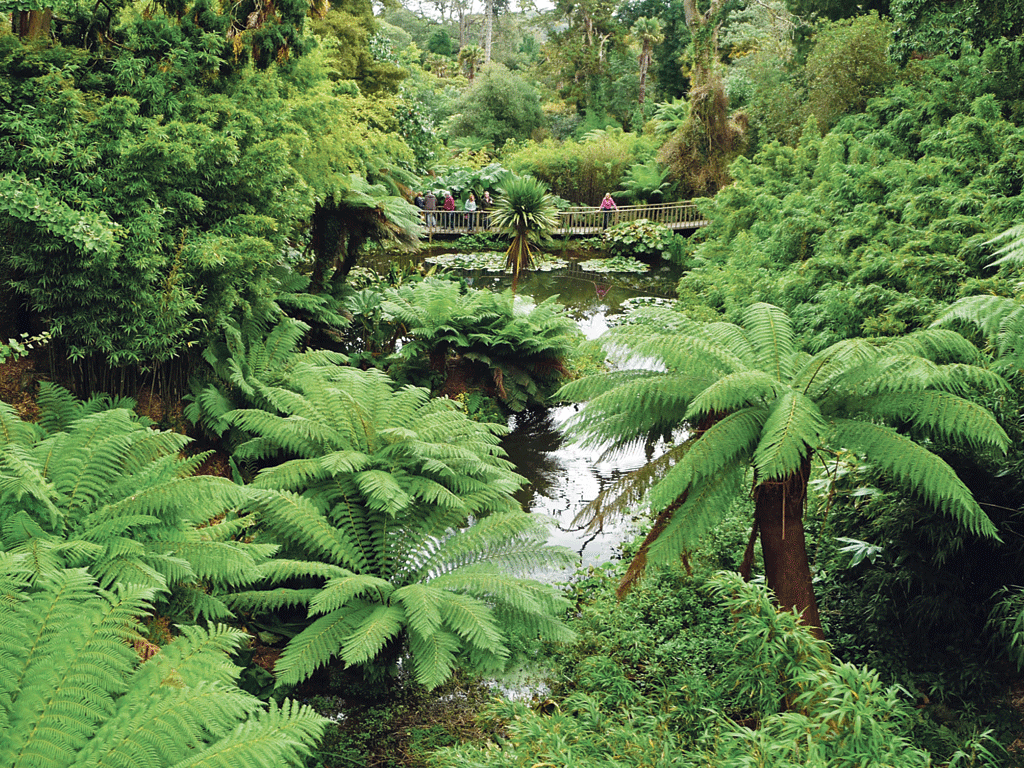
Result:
[451, 256, 686, 572]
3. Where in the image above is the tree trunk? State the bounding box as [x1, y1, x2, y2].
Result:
[483, 0, 493, 63]
[753, 461, 824, 640]
[14, 9, 52, 38]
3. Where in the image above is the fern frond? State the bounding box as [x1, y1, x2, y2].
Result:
[339, 604, 405, 665]
[832, 419, 998, 538]
[649, 409, 763, 511]
[407, 628, 461, 690]
[308, 574, 395, 615]
[985, 223, 1024, 268]
[742, 302, 796, 381]
[647, 466, 747, 565]
[753, 390, 827, 482]
[228, 587, 320, 613]
[686, 370, 784, 419]
[792, 339, 878, 399]
[274, 610, 358, 687]
[249, 490, 367, 570]
[392, 583, 443, 639]
[159, 698, 325, 768]
[880, 327, 985, 365]
[0, 399, 42, 448]
[846, 391, 1009, 452]
[437, 591, 507, 655]
[354, 469, 412, 515]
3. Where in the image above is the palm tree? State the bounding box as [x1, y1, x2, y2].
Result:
[557, 303, 1009, 637]
[633, 17, 664, 106]
[488, 176, 560, 291]
[458, 44, 484, 82]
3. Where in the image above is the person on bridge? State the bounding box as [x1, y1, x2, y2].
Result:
[424, 191, 437, 227]
[443, 192, 456, 227]
[481, 190, 493, 229]
[600, 192, 617, 229]
[464, 192, 477, 232]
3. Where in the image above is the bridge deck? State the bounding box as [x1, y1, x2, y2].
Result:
[420, 201, 709, 237]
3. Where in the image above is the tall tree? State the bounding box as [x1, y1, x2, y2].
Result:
[632, 16, 663, 106]
[558, 303, 1008, 637]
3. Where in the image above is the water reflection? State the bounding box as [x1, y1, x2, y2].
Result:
[494, 261, 684, 569]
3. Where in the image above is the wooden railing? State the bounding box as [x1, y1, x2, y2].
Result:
[419, 201, 709, 237]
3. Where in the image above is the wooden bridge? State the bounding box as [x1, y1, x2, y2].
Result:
[419, 201, 709, 238]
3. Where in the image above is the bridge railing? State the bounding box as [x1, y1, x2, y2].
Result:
[418, 201, 708, 237]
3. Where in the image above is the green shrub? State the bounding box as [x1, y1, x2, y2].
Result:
[601, 218, 676, 261]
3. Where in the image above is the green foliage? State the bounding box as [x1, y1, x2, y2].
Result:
[223, 364, 576, 689]
[805, 13, 898, 135]
[617, 158, 675, 203]
[0, 560, 326, 768]
[184, 312, 347, 447]
[446, 64, 545, 149]
[487, 176, 561, 289]
[557, 303, 1008, 630]
[889, 0, 1024, 64]
[0, 330, 51, 365]
[601, 218, 676, 261]
[382, 278, 580, 411]
[504, 132, 656, 205]
[430, 572, 957, 767]
[0, 385, 274, 621]
[681, 50, 1024, 349]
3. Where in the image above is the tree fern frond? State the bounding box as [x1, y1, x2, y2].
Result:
[407, 628, 461, 690]
[339, 605, 405, 666]
[0, 399, 42, 449]
[753, 391, 827, 482]
[569, 446, 685, 530]
[847, 391, 1010, 452]
[437, 591, 508, 655]
[274, 610, 359, 687]
[162, 698, 325, 768]
[228, 587, 321, 613]
[392, 583, 443, 639]
[880, 327, 985, 365]
[832, 419, 998, 538]
[249, 490, 367, 570]
[309, 574, 395, 615]
[686, 370, 784, 420]
[742, 302, 796, 381]
[932, 294, 1023, 340]
[792, 339, 879, 399]
[650, 409, 763, 511]
[353, 469, 412, 515]
[985, 223, 1024, 268]
[647, 467, 747, 565]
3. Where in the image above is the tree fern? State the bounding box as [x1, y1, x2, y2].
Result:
[224, 364, 575, 689]
[0, 388, 271, 621]
[558, 302, 1008, 638]
[0, 562, 324, 768]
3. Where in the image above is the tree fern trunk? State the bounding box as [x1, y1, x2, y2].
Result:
[754, 461, 824, 640]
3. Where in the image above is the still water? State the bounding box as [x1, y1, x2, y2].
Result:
[466, 260, 685, 571]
